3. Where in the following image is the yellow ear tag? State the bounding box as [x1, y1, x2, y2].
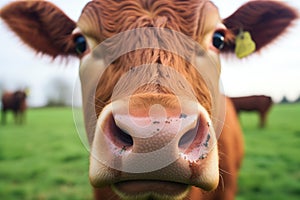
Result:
[235, 31, 256, 59]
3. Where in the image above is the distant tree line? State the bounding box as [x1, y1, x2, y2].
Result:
[279, 95, 300, 104]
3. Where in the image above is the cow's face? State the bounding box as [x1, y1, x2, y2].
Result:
[1, 0, 297, 199]
[77, 1, 225, 198]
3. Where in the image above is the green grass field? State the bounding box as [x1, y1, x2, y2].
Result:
[237, 103, 300, 200]
[0, 104, 299, 200]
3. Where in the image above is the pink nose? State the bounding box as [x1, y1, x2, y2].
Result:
[89, 96, 219, 190]
[95, 97, 213, 173]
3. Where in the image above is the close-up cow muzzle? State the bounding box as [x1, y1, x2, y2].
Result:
[72, 28, 226, 198]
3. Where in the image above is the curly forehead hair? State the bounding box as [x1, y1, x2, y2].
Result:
[77, 0, 213, 42]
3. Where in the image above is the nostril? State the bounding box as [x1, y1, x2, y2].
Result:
[178, 126, 198, 150]
[178, 116, 210, 158]
[105, 114, 134, 148]
[178, 120, 201, 151]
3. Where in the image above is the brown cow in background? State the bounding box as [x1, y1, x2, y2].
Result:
[1, 90, 27, 125]
[231, 95, 273, 128]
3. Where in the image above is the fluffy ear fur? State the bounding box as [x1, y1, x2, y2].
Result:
[0, 1, 77, 58]
[223, 1, 298, 54]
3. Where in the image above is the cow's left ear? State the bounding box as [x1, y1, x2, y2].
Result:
[222, 1, 298, 57]
[0, 1, 78, 58]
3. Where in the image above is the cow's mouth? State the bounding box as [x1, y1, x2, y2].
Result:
[112, 180, 190, 199]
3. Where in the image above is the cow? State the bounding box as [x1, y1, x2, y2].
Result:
[231, 95, 273, 128]
[0, 0, 297, 200]
[1, 90, 27, 125]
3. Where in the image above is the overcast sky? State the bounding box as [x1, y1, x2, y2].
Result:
[0, 0, 299, 107]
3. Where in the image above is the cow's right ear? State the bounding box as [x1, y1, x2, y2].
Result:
[222, 1, 298, 58]
[0, 1, 80, 58]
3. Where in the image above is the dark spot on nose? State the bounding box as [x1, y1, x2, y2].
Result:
[203, 134, 210, 147]
[179, 113, 187, 119]
[199, 153, 208, 160]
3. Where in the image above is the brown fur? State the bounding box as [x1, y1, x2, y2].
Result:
[231, 95, 273, 128]
[78, 0, 209, 42]
[0, 0, 298, 200]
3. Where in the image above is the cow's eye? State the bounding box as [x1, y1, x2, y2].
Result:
[74, 35, 87, 54]
[212, 32, 225, 50]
